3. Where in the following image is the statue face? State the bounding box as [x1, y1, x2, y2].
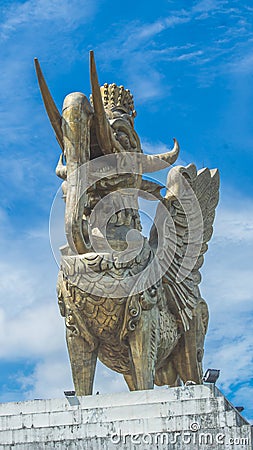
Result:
[112, 120, 138, 153]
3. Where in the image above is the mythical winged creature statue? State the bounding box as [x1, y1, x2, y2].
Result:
[35, 52, 219, 395]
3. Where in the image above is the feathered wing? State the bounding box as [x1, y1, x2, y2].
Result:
[149, 163, 219, 331]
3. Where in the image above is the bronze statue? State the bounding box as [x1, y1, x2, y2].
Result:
[35, 51, 219, 395]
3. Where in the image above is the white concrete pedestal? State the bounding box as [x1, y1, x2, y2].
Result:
[0, 385, 252, 449]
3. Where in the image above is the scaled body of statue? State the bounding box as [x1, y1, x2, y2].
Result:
[35, 52, 219, 395]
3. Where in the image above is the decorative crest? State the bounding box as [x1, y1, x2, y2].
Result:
[90, 83, 136, 118]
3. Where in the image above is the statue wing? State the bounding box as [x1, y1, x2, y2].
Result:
[149, 163, 219, 331]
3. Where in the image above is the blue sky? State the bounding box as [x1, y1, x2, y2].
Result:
[0, 0, 253, 421]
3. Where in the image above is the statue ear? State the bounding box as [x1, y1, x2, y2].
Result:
[90, 51, 112, 154]
[34, 58, 63, 151]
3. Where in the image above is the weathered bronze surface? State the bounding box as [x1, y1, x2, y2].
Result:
[35, 52, 219, 395]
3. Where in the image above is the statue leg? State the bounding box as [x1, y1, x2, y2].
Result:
[154, 359, 178, 387]
[171, 335, 200, 384]
[123, 373, 137, 391]
[66, 330, 98, 396]
[128, 309, 159, 390]
[172, 300, 208, 384]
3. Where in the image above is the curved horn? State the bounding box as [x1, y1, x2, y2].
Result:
[55, 154, 67, 180]
[34, 58, 63, 151]
[89, 51, 111, 154]
[142, 138, 180, 173]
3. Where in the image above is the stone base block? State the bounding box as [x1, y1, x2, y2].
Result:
[0, 385, 252, 449]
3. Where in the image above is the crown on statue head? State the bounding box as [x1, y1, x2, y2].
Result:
[90, 83, 137, 119]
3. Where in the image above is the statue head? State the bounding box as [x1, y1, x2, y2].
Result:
[34, 51, 179, 165]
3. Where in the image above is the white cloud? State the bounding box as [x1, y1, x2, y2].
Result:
[136, 15, 190, 41]
[229, 52, 253, 74]
[16, 356, 72, 400]
[16, 358, 127, 400]
[192, 0, 223, 13]
[0, 0, 95, 39]
[214, 204, 253, 242]
[94, 362, 127, 395]
[0, 208, 71, 400]
[0, 206, 61, 353]
[201, 198, 253, 417]
[230, 385, 253, 423]
[94, 11, 198, 103]
[142, 140, 176, 156]
[0, 303, 64, 359]
[94, 0, 253, 99]
[0, 0, 97, 153]
[130, 73, 165, 103]
[171, 50, 204, 62]
[205, 337, 253, 389]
